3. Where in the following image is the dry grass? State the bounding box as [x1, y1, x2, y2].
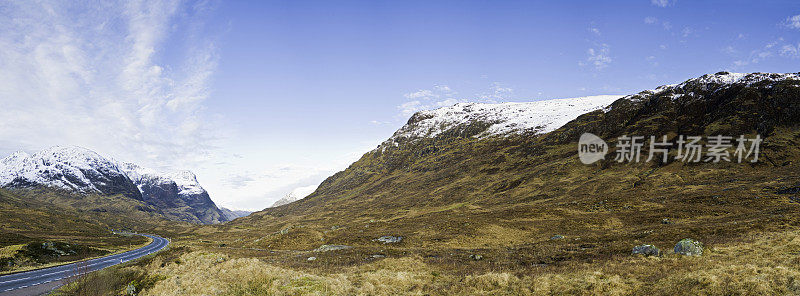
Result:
[130, 228, 800, 296]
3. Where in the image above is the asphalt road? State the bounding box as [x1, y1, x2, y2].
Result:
[0, 234, 169, 295]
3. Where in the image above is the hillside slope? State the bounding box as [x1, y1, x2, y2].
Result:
[206, 72, 800, 266]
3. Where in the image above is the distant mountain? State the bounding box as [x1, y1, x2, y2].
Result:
[219, 207, 252, 221]
[0, 146, 227, 224]
[271, 185, 317, 207]
[121, 163, 227, 224]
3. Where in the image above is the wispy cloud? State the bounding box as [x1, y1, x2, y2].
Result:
[398, 85, 459, 116]
[477, 83, 514, 103]
[780, 44, 800, 58]
[681, 27, 694, 37]
[0, 1, 220, 169]
[582, 44, 612, 70]
[784, 14, 800, 30]
[645, 55, 659, 67]
[650, 0, 674, 8]
[643, 16, 672, 31]
[729, 37, 800, 68]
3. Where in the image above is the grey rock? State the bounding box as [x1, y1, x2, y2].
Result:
[307, 256, 316, 261]
[313, 244, 352, 252]
[674, 238, 703, 256]
[550, 235, 565, 240]
[374, 236, 403, 244]
[469, 254, 483, 260]
[632, 244, 661, 256]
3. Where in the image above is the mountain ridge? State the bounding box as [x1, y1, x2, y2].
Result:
[210, 71, 800, 257]
[0, 146, 227, 224]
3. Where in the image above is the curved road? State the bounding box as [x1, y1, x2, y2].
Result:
[0, 234, 168, 295]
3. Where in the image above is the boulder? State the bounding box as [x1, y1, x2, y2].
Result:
[313, 244, 352, 252]
[550, 235, 565, 240]
[632, 244, 660, 256]
[674, 238, 703, 256]
[373, 236, 403, 244]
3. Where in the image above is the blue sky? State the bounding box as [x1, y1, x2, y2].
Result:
[1, 0, 799, 210]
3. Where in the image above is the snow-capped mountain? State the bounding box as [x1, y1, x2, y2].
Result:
[121, 163, 227, 224]
[0, 146, 142, 200]
[271, 185, 317, 207]
[0, 146, 227, 224]
[625, 72, 800, 103]
[377, 95, 623, 151]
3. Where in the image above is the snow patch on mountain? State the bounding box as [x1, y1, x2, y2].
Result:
[271, 185, 317, 207]
[0, 146, 128, 193]
[635, 72, 800, 101]
[380, 95, 623, 150]
[122, 163, 206, 196]
[0, 146, 209, 200]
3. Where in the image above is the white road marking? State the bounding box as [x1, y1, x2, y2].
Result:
[0, 236, 167, 292]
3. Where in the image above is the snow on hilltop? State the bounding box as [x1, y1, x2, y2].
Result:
[379, 95, 623, 149]
[271, 185, 318, 207]
[0, 145, 128, 193]
[632, 72, 800, 101]
[0, 145, 207, 198]
[120, 163, 207, 196]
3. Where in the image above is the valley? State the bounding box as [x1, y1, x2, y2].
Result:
[4, 72, 798, 295]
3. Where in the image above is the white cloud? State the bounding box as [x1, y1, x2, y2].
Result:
[0, 1, 220, 169]
[224, 174, 256, 189]
[398, 84, 459, 116]
[584, 44, 612, 70]
[722, 46, 736, 55]
[589, 27, 601, 36]
[643, 16, 671, 31]
[399, 100, 424, 117]
[681, 27, 694, 37]
[646, 55, 659, 67]
[478, 82, 514, 103]
[403, 89, 436, 100]
[784, 15, 800, 29]
[728, 38, 799, 68]
[651, 0, 674, 7]
[780, 44, 800, 58]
